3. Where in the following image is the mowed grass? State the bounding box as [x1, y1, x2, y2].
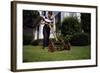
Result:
[23, 45, 91, 62]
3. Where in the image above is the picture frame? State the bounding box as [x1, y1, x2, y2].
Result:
[11, 1, 98, 72]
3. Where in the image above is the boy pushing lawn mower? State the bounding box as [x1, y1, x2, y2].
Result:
[42, 12, 71, 52]
[33, 11, 71, 52]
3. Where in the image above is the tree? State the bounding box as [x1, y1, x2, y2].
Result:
[61, 16, 81, 36]
[81, 13, 91, 33]
[23, 10, 40, 45]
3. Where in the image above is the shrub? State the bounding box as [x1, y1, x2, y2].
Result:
[23, 35, 33, 45]
[30, 40, 39, 46]
[61, 16, 81, 36]
[64, 35, 72, 42]
[70, 33, 90, 46]
[81, 13, 91, 33]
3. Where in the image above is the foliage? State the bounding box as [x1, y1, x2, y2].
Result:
[63, 35, 72, 42]
[23, 10, 40, 43]
[70, 32, 90, 46]
[23, 10, 40, 28]
[23, 35, 33, 45]
[61, 16, 81, 36]
[81, 13, 91, 33]
[30, 40, 39, 46]
[60, 16, 90, 46]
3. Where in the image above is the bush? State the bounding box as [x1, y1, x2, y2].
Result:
[61, 16, 80, 36]
[64, 35, 72, 42]
[70, 33, 90, 46]
[23, 35, 33, 45]
[30, 40, 39, 46]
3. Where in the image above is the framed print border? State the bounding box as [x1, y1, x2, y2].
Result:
[11, 1, 98, 72]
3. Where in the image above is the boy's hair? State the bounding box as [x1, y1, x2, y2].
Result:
[48, 11, 53, 15]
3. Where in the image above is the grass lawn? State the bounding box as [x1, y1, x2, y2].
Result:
[23, 45, 91, 62]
